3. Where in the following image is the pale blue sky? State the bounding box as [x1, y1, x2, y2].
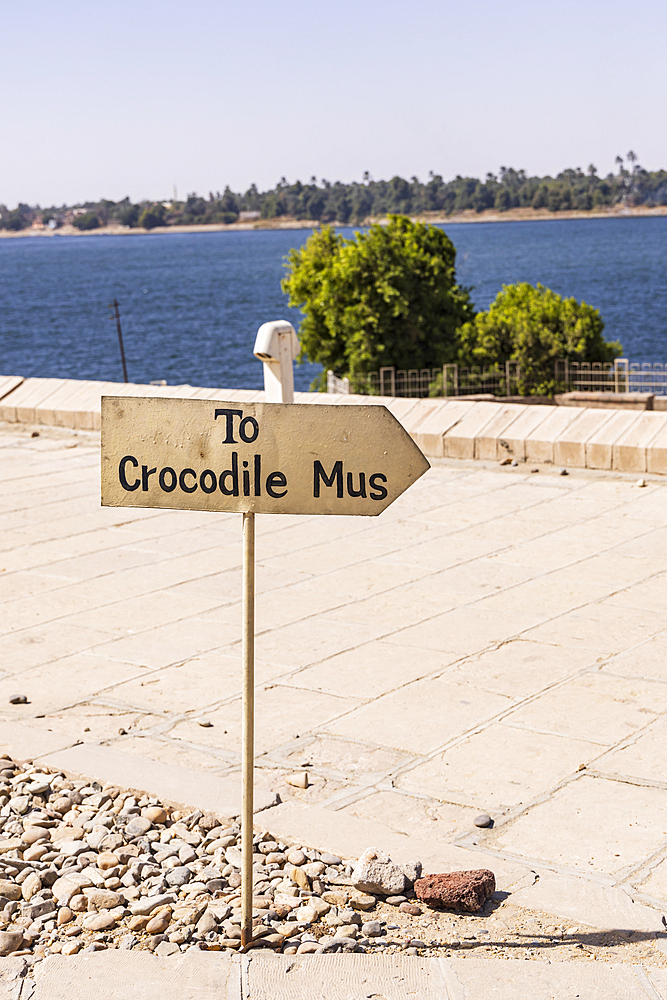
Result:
[1, 0, 665, 206]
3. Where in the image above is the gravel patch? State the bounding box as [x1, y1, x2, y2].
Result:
[0, 753, 664, 967]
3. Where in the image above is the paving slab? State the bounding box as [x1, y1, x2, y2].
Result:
[244, 953, 448, 999]
[31, 951, 239, 1000]
[0, 958, 26, 1000]
[0, 378, 70, 423]
[508, 870, 667, 934]
[34, 740, 278, 814]
[594, 717, 667, 783]
[491, 774, 667, 878]
[441, 958, 663, 1000]
[253, 799, 529, 887]
[396, 723, 600, 810]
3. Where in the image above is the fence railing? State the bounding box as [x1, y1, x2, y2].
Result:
[327, 358, 667, 398]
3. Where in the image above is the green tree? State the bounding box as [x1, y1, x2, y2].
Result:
[139, 204, 165, 230]
[282, 215, 474, 389]
[458, 283, 622, 395]
[71, 211, 100, 230]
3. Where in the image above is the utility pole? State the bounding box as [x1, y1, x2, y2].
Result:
[109, 298, 129, 383]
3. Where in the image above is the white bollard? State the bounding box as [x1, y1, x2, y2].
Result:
[253, 321, 300, 403]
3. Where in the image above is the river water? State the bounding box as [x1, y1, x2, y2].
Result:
[0, 216, 665, 390]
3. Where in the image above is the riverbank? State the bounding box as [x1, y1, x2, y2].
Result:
[2, 204, 666, 239]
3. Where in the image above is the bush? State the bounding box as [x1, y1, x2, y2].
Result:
[4, 208, 29, 231]
[117, 204, 140, 227]
[72, 212, 100, 231]
[282, 215, 474, 389]
[139, 205, 165, 230]
[458, 283, 622, 395]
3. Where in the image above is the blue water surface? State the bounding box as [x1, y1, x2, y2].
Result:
[0, 216, 665, 390]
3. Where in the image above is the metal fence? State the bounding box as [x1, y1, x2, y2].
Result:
[327, 358, 667, 398]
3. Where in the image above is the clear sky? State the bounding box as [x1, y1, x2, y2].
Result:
[1, 0, 665, 207]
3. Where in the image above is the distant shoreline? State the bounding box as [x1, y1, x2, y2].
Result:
[2, 203, 666, 239]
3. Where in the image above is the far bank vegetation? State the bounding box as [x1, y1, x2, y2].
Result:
[2, 153, 666, 232]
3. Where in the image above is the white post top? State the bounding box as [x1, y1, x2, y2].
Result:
[253, 321, 300, 404]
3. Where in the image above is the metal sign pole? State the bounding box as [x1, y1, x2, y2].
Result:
[240, 511, 255, 949]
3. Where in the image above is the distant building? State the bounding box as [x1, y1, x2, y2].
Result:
[238, 210, 260, 222]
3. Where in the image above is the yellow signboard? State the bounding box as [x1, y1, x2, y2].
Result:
[101, 396, 429, 516]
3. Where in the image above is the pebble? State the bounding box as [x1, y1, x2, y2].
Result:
[399, 903, 422, 916]
[82, 912, 119, 932]
[336, 924, 358, 939]
[125, 816, 152, 838]
[473, 813, 493, 828]
[8, 695, 28, 705]
[97, 852, 119, 871]
[296, 941, 319, 954]
[0, 930, 24, 956]
[362, 920, 382, 937]
[21, 872, 42, 901]
[130, 894, 176, 916]
[320, 853, 342, 866]
[166, 866, 192, 887]
[559, 468, 568, 476]
[349, 892, 376, 911]
[155, 941, 180, 957]
[144, 807, 167, 824]
[196, 718, 213, 728]
[146, 911, 171, 934]
[21, 826, 50, 846]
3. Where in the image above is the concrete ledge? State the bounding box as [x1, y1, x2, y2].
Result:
[556, 391, 656, 410]
[0, 375, 24, 402]
[3, 375, 667, 474]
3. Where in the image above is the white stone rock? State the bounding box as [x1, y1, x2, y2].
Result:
[351, 848, 409, 895]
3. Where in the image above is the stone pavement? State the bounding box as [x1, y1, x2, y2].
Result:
[3, 951, 667, 998]
[2, 419, 667, 988]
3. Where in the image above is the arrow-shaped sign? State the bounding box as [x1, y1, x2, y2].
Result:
[101, 396, 429, 516]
